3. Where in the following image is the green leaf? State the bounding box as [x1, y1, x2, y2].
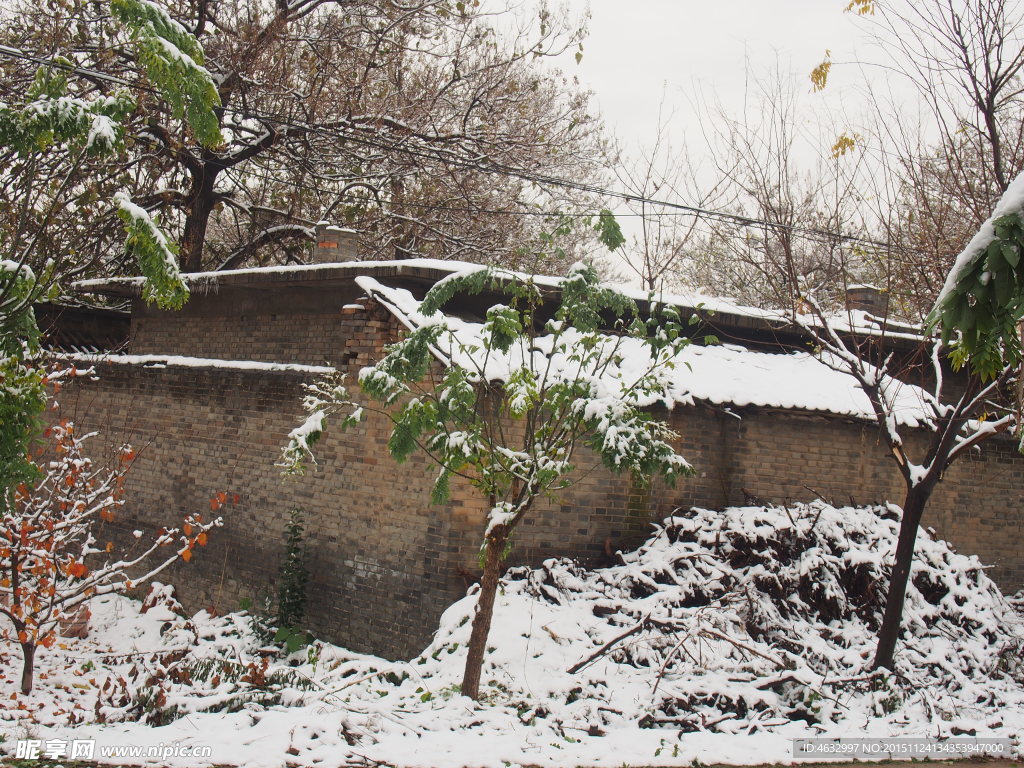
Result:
[431, 469, 451, 505]
[595, 209, 625, 251]
[110, 0, 223, 147]
[115, 192, 189, 309]
[484, 304, 522, 353]
[1002, 243, 1020, 268]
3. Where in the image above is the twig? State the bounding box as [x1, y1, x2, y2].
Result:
[567, 620, 647, 674]
[699, 627, 786, 668]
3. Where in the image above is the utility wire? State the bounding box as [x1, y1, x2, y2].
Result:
[0, 44, 891, 250]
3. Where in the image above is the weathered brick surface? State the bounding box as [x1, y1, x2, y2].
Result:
[129, 283, 382, 366]
[60, 301, 1024, 659]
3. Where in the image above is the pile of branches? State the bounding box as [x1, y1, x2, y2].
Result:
[498, 502, 1023, 732]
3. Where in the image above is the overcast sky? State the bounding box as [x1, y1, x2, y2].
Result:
[555, 0, 873, 155]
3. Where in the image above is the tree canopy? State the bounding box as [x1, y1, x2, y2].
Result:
[1, 0, 606, 277]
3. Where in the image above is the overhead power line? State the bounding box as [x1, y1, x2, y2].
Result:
[0, 44, 892, 251]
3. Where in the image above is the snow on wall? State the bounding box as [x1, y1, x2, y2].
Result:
[59, 352, 334, 375]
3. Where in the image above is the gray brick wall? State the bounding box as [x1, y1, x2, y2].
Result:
[60, 301, 1024, 659]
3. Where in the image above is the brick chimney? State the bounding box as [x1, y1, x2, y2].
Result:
[845, 284, 889, 318]
[313, 223, 359, 263]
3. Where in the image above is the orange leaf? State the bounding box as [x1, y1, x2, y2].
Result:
[183, 523, 193, 536]
[232, 494, 240, 504]
[217, 492, 228, 504]
[181, 549, 192, 562]
[17, 631, 27, 643]
[197, 532, 208, 547]
[210, 498, 219, 511]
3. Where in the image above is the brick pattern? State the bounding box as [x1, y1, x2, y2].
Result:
[60, 303, 1024, 660]
[129, 283, 381, 366]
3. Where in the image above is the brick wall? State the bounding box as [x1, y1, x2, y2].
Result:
[60, 301, 1024, 659]
[128, 281, 376, 366]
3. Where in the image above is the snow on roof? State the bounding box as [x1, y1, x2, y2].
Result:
[357, 275, 934, 427]
[74, 257, 786, 322]
[74, 258, 922, 340]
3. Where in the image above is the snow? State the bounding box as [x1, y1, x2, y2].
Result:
[283, 410, 325, 466]
[485, 501, 516, 535]
[0, 503, 1019, 767]
[937, 170, 1024, 307]
[357, 277, 937, 427]
[86, 114, 119, 151]
[0, 259, 34, 281]
[114, 192, 179, 276]
[58, 352, 334, 375]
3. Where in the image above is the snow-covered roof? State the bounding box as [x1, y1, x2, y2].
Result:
[74, 257, 922, 343]
[358, 275, 935, 428]
[72, 259, 938, 425]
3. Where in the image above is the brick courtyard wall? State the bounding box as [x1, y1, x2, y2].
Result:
[128, 281, 374, 366]
[60, 299, 1024, 659]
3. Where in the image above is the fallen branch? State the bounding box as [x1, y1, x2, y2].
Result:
[568, 620, 647, 674]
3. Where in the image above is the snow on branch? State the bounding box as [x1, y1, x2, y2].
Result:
[110, 0, 223, 148]
[114, 192, 189, 310]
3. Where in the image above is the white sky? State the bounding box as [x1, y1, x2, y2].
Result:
[557, 0, 873, 156]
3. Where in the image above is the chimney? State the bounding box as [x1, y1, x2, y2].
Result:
[845, 284, 889, 319]
[313, 223, 359, 264]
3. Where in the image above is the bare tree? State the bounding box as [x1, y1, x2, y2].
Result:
[660, 54, 1021, 669]
[677, 67, 872, 311]
[816, 0, 1024, 319]
[611, 99, 727, 291]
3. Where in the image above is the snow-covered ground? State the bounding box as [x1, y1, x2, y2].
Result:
[0, 502, 1021, 768]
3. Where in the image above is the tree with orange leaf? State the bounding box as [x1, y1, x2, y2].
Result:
[0, 419, 220, 694]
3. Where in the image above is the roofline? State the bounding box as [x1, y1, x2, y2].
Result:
[73, 259, 928, 353]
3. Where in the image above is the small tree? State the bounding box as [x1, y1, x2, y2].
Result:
[786, 298, 1017, 670]
[283, 225, 698, 699]
[1, 417, 220, 694]
[274, 508, 310, 652]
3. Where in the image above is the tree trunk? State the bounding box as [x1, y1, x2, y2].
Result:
[180, 168, 220, 272]
[19, 641, 36, 695]
[872, 487, 929, 670]
[461, 529, 507, 700]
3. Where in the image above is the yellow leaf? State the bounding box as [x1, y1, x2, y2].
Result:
[810, 52, 832, 92]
